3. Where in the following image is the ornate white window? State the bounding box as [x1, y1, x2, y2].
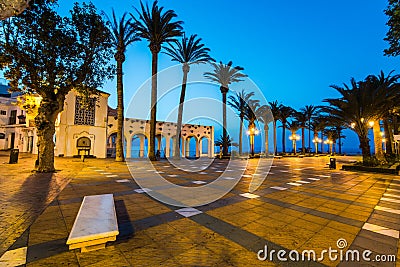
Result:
[74, 97, 96, 126]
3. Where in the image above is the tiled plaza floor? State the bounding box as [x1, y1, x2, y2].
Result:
[1, 153, 400, 266]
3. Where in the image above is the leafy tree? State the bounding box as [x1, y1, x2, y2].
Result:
[163, 34, 213, 159]
[0, 0, 31, 20]
[0, 1, 114, 172]
[384, 0, 400, 56]
[132, 0, 183, 161]
[106, 10, 139, 162]
[228, 90, 256, 155]
[204, 61, 246, 156]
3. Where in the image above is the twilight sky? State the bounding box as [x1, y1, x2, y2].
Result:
[56, 0, 400, 153]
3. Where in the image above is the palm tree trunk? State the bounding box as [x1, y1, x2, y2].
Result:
[222, 90, 228, 156]
[239, 117, 243, 155]
[320, 131, 324, 153]
[149, 51, 158, 161]
[301, 127, 305, 154]
[264, 124, 269, 154]
[308, 119, 311, 152]
[273, 121, 277, 155]
[174, 68, 188, 158]
[338, 134, 342, 154]
[282, 125, 286, 153]
[373, 120, 384, 161]
[115, 59, 125, 162]
[383, 118, 393, 154]
[359, 135, 372, 163]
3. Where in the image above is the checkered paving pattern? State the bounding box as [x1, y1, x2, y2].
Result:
[1, 156, 400, 266]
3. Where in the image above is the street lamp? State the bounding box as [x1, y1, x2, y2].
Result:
[312, 137, 322, 154]
[289, 134, 300, 155]
[247, 125, 259, 157]
[324, 139, 334, 155]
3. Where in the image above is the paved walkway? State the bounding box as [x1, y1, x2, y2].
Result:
[1, 154, 400, 266]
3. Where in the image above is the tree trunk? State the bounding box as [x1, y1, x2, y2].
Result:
[372, 120, 384, 161]
[383, 118, 393, 154]
[320, 132, 324, 153]
[221, 89, 228, 156]
[238, 116, 243, 155]
[149, 51, 158, 161]
[301, 127, 305, 154]
[308, 120, 311, 152]
[115, 58, 125, 162]
[35, 97, 63, 172]
[338, 134, 342, 154]
[359, 135, 372, 163]
[273, 121, 277, 155]
[282, 125, 286, 153]
[174, 67, 189, 159]
[264, 124, 269, 154]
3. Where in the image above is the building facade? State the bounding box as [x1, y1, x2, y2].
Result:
[0, 87, 214, 158]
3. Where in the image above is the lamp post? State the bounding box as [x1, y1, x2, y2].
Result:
[312, 137, 322, 154]
[289, 134, 300, 155]
[324, 139, 334, 155]
[247, 124, 259, 157]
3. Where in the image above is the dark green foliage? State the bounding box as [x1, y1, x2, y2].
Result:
[385, 0, 400, 56]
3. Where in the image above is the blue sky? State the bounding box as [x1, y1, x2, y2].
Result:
[56, 0, 400, 153]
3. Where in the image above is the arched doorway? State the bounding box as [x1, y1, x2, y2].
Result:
[107, 133, 117, 158]
[200, 136, 210, 157]
[131, 133, 148, 158]
[77, 137, 91, 156]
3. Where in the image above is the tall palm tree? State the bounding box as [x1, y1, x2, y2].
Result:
[268, 100, 282, 155]
[294, 111, 307, 154]
[278, 105, 294, 153]
[204, 61, 247, 156]
[228, 90, 256, 155]
[106, 10, 139, 162]
[132, 1, 183, 160]
[163, 34, 214, 158]
[258, 104, 274, 155]
[244, 100, 261, 156]
[365, 70, 400, 158]
[324, 78, 383, 164]
[300, 105, 319, 153]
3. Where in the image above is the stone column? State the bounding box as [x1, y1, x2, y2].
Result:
[196, 138, 200, 157]
[139, 135, 144, 158]
[165, 137, 170, 158]
[126, 136, 132, 158]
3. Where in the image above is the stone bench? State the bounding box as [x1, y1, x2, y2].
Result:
[274, 156, 282, 159]
[66, 194, 119, 252]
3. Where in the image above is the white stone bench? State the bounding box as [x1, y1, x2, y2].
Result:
[66, 194, 119, 252]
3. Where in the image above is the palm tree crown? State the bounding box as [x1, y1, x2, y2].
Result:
[132, 1, 183, 53]
[204, 61, 247, 93]
[163, 34, 214, 66]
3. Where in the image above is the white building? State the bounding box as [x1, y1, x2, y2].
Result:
[0, 86, 214, 158]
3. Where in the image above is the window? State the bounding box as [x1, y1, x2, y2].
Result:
[9, 110, 16, 125]
[74, 97, 96, 126]
[0, 110, 6, 115]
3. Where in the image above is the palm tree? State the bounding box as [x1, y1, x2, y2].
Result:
[204, 61, 247, 156]
[132, 1, 183, 160]
[300, 105, 319, 153]
[258, 104, 274, 155]
[268, 101, 282, 155]
[163, 34, 213, 158]
[244, 100, 261, 156]
[365, 71, 400, 158]
[228, 90, 256, 155]
[324, 78, 381, 164]
[294, 111, 307, 154]
[278, 105, 294, 153]
[106, 10, 139, 162]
